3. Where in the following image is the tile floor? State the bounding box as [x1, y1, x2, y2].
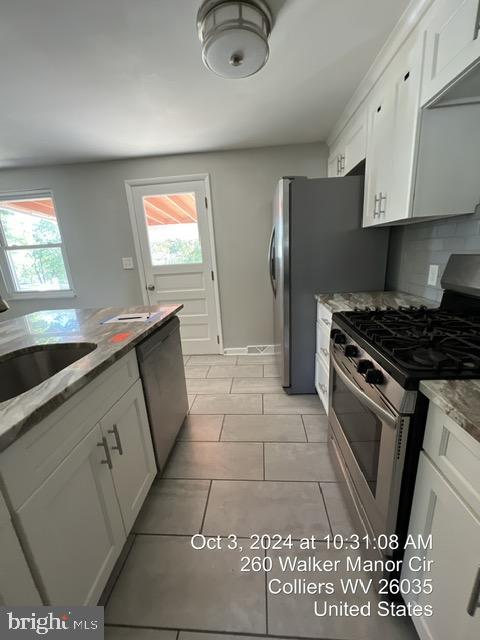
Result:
[105, 355, 418, 640]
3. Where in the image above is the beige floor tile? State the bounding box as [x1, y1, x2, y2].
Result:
[221, 414, 306, 442]
[303, 414, 330, 442]
[264, 393, 324, 414]
[134, 479, 209, 535]
[263, 364, 279, 377]
[188, 355, 237, 365]
[207, 364, 263, 378]
[190, 394, 262, 414]
[321, 482, 358, 538]
[265, 443, 337, 481]
[237, 354, 277, 364]
[180, 635, 292, 640]
[186, 378, 232, 394]
[185, 365, 210, 378]
[164, 441, 264, 479]
[203, 480, 330, 538]
[106, 535, 266, 633]
[178, 414, 224, 441]
[231, 377, 283, 393]
[267, 544, 417, 639]
[106, 628, 176, 640]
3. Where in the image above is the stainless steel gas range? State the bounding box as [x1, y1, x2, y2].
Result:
[327, 254, 480, 575]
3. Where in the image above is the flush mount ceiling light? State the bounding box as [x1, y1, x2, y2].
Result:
[197, 0, 273, 79]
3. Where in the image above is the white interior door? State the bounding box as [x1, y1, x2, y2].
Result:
[128, 176, 222, 355]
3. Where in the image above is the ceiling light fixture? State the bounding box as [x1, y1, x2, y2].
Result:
[197, 0, 273, 79]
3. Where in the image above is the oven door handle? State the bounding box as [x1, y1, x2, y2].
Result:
[331, 354, 398, 428]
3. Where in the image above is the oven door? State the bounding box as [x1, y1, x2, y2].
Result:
[329, 351, 408, 542]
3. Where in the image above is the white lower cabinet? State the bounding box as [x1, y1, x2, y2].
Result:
[15, 424, 126, 606]
[402, 452, 480, 639]
[101, 380, 157, 532]
[0, 493, 42, 606]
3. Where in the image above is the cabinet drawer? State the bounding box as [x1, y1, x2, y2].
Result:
[317, 303, 332, 328]
[423, 403, 480, 518]
[316, 322, 330, 366]
[315, 354, 329, 413]
[0, 350, 139, 510]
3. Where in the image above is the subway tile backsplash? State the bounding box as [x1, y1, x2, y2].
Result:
[386, 207, 480, 303]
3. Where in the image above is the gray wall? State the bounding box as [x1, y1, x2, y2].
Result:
[0, 142, 327, 347]
[386, 207, 480, 303]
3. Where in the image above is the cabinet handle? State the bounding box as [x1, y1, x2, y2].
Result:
[108, 424, 124, 455]
[467, 567, 480, 616]
[320, 347, 329, 357]
[97, 437, 113, 470]
[340, 155, 346, 172]
[380, 192, 387, 214]
[475, 1, 480, 40]
[319, 383, 328, 394]
[373, 194, 381, 217]
[337, 156, 341, 176]
[321, 317, 331, 327]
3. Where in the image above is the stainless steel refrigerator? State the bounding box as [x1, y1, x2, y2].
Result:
[269, 176, 390, 394]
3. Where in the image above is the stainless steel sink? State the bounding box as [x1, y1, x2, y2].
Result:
[0, 343, 97, 402]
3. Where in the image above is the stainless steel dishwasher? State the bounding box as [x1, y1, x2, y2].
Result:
[136, 315, 188, 471]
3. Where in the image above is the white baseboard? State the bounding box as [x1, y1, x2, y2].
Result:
[224, 344, 275, 356]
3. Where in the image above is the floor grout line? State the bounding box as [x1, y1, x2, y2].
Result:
[262, 443, 266, 480]
[218, 414, 226, 441]
[162, 476, 338, 483]
[318, 482, 334, 538]
[104, 622, 340, 640]
[199, 480, 213, 534]
[300, 414, 309, 443]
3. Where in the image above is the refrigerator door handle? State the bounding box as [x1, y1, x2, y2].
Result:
[268, 226, 276, 296]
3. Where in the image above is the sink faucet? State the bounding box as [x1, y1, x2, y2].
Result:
[0, 296, 9, 313]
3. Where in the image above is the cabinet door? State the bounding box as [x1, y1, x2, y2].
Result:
[402, 453, 480, 640]
[15, 425, 125, 606]
[363, 82, 393, 227]
[422, 0, 480, 105]
[328, 151, 342, 177]
[0, 494, 42, 606]
[343, 112, 367, 175]
[101, 380, 157, 533]
[385, 33, 424, 224]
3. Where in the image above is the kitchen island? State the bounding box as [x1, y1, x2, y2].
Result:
[0, 304, 182, 451]
[0, 304, 185, 606]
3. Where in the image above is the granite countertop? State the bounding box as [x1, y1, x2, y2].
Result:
[0, 305, 182, 452]
[314, 291, 438, 314]
[420, 380, 480, 445]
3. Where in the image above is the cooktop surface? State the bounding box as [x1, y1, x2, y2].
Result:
[335, 306, 480, 386]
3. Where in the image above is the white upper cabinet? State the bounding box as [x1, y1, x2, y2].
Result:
[328, 109, 367, 178]
[421, 0, 480, 105]
[363, 31, 424, 227]
[327, 143, 345, 177]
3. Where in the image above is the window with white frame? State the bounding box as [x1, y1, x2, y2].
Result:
[0, 192, 73, 296]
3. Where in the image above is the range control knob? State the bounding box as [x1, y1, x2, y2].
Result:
[365, 369, 384, 385]
[334, 333, 347, 345]
[330, 328, 340, 340]
[357, 359, 374, 374]
[344, 345, 359, 358]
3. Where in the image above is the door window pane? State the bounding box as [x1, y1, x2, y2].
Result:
[143, 192, 203, 266]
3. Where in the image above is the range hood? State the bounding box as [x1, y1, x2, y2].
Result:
[413, 60, 480, 221]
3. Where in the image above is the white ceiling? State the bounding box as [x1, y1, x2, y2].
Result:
[0, 0, 409, 168]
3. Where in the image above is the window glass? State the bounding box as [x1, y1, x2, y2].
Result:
[0, 195, 72, 293]
[142, 192, 203, 266]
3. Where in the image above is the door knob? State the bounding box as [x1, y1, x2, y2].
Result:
[147, 284, 155, 291]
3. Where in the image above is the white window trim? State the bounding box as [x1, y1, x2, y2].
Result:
[0, 189, 75, 300]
